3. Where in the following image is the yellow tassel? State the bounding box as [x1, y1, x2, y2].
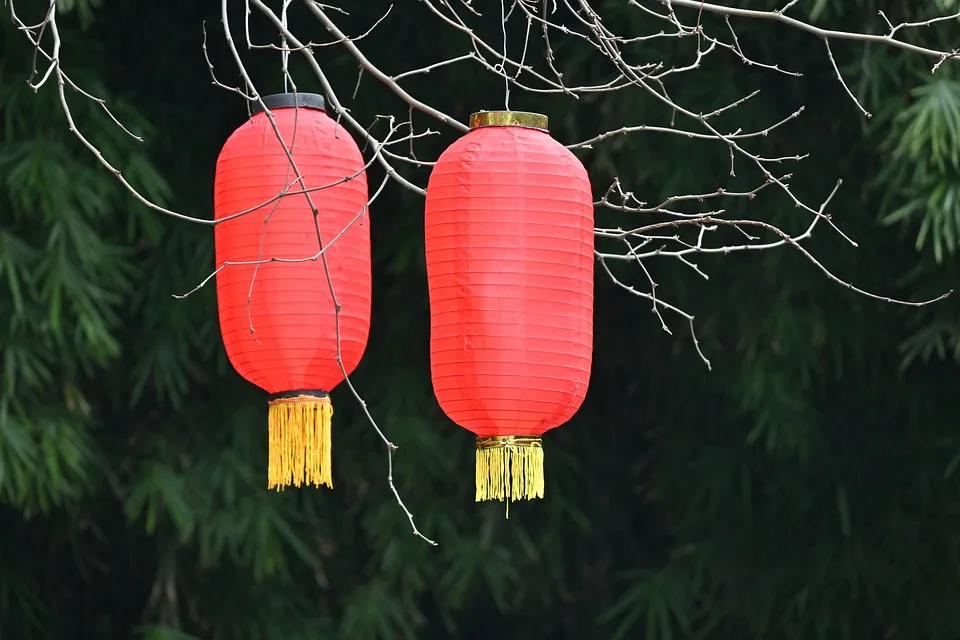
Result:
[267, 394, 333, 490]
[475, 435, 544, 503]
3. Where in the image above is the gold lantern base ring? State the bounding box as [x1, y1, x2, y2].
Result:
[475, 435, 545, 503]
[267, 391, 333, 491]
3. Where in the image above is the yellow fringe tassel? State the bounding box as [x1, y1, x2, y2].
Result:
[475, 436, 544, 502]
[267, 394, 333, 490]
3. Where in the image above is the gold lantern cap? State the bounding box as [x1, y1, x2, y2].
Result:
[469, 111, 549, 132]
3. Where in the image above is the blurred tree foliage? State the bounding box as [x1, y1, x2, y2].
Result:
[1, 0, 960, 639]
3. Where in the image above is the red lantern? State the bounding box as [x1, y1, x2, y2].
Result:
[213, 93, 371, 491]
[424, 111, 594, 503]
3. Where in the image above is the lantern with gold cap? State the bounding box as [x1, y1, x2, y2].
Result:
[213, 93, 371, 490]
[424, 111, 594, 504]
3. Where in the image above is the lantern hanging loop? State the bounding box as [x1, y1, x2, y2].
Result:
[498, 0, 510, 110]
[281, 0, 293, 93]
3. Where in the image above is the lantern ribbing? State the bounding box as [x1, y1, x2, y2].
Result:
[214, 93, 371, 491]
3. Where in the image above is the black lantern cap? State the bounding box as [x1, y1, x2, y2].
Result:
[250, 93, 326, 117]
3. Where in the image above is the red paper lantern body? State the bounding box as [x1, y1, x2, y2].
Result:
[424, 111, 594, 502]
[214, 94, 370, 490]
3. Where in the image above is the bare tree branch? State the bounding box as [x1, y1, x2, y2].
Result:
[653, 0, 960, 63]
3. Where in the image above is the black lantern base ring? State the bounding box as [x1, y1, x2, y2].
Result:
[268, 389, 330, 402]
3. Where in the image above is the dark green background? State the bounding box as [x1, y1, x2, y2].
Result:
[2, 1, 960, 638]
